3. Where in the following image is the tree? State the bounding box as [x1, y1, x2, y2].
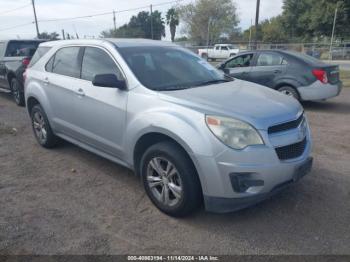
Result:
[282, 0, 350, 41]
[166, 8, 179, 42]
[260, 16, 288, 42]
[38, 31, 60, 40]
[178, 0, 239, 45]
[100, 11, 165, 40]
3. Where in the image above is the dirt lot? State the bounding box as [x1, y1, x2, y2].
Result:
[0, 89, 350, 255]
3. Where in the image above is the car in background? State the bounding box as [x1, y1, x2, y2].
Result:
[25, 39, 312, 217]
[331, 43, 350, 60]
[0, 39, 46, 106]
[217, 50, 342, 101]
[198, 44, 240, 61]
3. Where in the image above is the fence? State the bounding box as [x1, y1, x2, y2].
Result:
[176, 41, 350, 61]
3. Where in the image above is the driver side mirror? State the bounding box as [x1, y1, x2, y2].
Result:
[92, 74, 126, 89]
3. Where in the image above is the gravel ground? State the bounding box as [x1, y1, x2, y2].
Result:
[0, 89, 350, 255]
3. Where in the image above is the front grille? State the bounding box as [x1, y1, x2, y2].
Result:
[275, 138, 307, 160]
[268, 114, 304, 134]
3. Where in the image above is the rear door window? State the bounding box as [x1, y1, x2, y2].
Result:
[81, 47, 123, 81]
[51, 47, 81, 78]
[256, 53, 284, 66]
[29, 46, 51, 67]
[5, 41, 41, 57]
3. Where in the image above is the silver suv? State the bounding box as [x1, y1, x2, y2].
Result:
[25, 39, 313, 217]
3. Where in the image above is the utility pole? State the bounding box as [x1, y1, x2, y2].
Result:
[150, 4, 154, 39]
[113, 10, 117, 31]
[248, 19, 253, 50]
[254, 0, 260, 50]
[329, 2, 339, 60]
[31, 0, 40, 38]
[207, 18, 211, 47]
[62, 29, 65, 40]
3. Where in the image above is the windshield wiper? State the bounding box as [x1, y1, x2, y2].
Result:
[194, 79, 232, 87]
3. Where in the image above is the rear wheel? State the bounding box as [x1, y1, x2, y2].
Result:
[201, 53, 208, 61]
[11, 78, 25, 106]
[278, 86, 300, 101]
[140, 141, 202, 217]
[30, 104, 59, 148]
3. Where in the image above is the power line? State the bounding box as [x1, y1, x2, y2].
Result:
[37, 0, 183, 23]
[0, 0, 184, 32]
[0, 3, 31, 15]
[0, 22, 33, 32]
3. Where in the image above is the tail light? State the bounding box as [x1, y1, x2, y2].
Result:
[312, 69, 328, 84]
[22, 57, 31, 67]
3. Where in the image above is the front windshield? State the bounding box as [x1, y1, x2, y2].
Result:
[118, 46, 226, 91]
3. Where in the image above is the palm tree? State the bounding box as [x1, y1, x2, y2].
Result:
[166, 8, 179, 42]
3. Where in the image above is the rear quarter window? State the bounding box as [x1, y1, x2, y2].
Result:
[0, 42, 4, 56]
[5, 41, 41, 57]
[29, 46, 51, 67]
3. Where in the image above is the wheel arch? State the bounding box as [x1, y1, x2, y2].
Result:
[133, 132, 195, 176]
[133, 131, 204, 202]
[26, 96, 41, 115]
[6, 72, 16, 88]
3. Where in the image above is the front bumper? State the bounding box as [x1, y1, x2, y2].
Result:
[204, 157, 313, 213]
[298, 81, 342, 101]
[192, 119, 313, 213]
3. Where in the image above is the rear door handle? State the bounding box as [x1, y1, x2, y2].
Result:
[274, 70, 282, 74]
[43, 77, 50, 85]
[75, 88, 85, 97]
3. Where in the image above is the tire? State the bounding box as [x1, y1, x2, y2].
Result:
[140, 141, 202, 217]
[277, 86, 300, 101]
[201, 53, 208, 61]
[11, 78, 25, 106]
[30, 104, 59, 148]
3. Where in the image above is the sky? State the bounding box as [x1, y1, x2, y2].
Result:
[0, 0, 283, 40]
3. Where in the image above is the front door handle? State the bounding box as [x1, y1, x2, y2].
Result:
[75, 88, 85, 97]
[274, 70, 282, 74]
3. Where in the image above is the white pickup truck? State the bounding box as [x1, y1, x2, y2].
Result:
[198, 44, 240, 61]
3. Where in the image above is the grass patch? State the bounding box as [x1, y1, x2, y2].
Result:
[340, 70, 350, 88]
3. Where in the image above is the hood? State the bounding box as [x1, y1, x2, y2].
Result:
[158, 80, 303, 130]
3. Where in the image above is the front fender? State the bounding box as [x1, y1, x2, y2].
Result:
[125, 108, 223, 165]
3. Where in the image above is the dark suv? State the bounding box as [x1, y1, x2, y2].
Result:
[0, 40, 45, 106]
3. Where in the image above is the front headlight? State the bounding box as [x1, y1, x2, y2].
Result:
[205, 115, 264, 150]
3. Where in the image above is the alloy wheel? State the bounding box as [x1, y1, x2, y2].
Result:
[12, 81, 20, 104]
[33, 111, 47, 144]
[146, 157, 183, 207]
[280, 89, 294, 97]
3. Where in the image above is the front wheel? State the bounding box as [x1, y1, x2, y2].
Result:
[140, 141, 202, 217]
[11, 78, 25, 106]
[278, 86, 300, 101]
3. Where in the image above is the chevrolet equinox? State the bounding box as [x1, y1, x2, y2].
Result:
[25, 39, 313, 217]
